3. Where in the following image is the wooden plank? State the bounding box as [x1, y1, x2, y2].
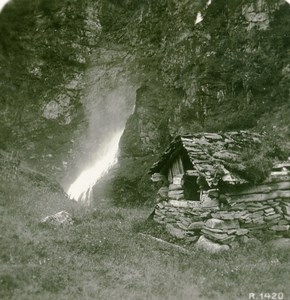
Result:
[168, 168, 173, 184]
[178, 156, 185, 174]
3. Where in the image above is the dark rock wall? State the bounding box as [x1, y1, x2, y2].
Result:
[0, 0, 101, 179]
[113, 0, 290, 205]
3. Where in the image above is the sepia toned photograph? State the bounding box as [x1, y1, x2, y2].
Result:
[0, 0, 290, 299]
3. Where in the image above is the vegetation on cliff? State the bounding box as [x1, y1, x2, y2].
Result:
[0, 0, 101, 177]
[105, 0, 290, 205]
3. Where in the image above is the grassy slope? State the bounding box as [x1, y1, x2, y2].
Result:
[1, 166, 290, 300]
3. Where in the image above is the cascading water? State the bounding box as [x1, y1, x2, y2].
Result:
[0, 0, 10, 12]
[64, 46, 137, 204]
[67, 129, 124, 203]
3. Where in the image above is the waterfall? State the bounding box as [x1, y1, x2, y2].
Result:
[67, 129, 124, 203]
[64, 46, 137, 204]
[195, 0, 212, 24]
[0, 1, 10, 12]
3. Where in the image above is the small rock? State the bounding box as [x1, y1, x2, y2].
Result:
[185, 236, 198, 244]
[156, 203, 165, 209]
[205, 218, 239, 230]
[165, 224, 186, 239]
[153, 216, 165, 224]
[282, 205, 290, 216]
[236, 229, 249, 236]
[154, 209, 164, 216]
[176, 222, 188, 230]
[201, 229, 235, 244]
[264, 214, 281, 221]
[169, 200, 188, 208]
[151, 173, 166, 182]
[158, 187, 169, 198]
[168, 190, 184, 200]
[188, 221, 205, 231]
[200, 194, 219, 208]
[163, 217, 176, 223]
[173, 175, 183, 185]
[41, 211, 74, 226]
[179, 217, 191, 226]
[270, 225, 290, 232]
[278, 220, 289, 226]
[196, 235, 230, 254]
[169, 184, 183, 191]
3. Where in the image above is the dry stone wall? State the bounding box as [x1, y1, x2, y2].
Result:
[153, 162, 290, 249]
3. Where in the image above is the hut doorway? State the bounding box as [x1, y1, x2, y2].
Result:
[183, 175, 200, 201]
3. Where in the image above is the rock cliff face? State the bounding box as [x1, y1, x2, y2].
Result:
[113, 0, 290, 205]
[0, 0, 103, 179]
[1, 0, 290, 204]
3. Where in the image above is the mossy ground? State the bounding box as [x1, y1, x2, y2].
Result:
[1, 165, 290, 300]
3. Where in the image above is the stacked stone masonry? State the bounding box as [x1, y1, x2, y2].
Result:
[150, 132, 290, 248]
[154, 165, 290, 247]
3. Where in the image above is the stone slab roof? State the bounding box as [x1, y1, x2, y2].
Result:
[149, 131, 264, 187]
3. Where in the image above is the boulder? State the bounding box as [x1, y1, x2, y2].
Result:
[41, 211, 74, 226]
[196, 235, 230, 254]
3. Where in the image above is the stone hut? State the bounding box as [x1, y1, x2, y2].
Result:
[149, 131, 290, 250]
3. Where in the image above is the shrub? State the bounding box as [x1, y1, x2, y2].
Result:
[226, 133, 288, 184]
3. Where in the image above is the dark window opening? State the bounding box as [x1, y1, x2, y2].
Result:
[183, 175, 200, 201]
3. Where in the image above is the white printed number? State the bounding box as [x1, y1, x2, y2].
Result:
[249, 293, 284, 300]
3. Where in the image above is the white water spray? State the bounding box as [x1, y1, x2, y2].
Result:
[195, 0, 212, 25]
[0, 0, 10, 12]
[67, 129, 124, 203]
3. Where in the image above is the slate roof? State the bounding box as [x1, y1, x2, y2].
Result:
[149, 131, 263, 187]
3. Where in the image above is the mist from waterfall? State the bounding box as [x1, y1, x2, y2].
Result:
[64, 47, 137, 203]
[67, 129, 123, 203]
[0, 0, 10, 12]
